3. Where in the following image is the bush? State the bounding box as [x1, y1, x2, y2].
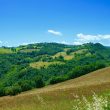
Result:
[49, 76, 68, 84]
[18, 80, 32, 91]
[34, 76, 45, 88]
[0, 87, 5, 96]
[4, 85, 22, 96]
[68, 62, 106, 79]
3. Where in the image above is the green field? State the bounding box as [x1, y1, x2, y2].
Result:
[0, 48, 13, 54]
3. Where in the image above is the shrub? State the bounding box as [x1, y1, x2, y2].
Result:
[19, 80, 32, 91]
[49, 76, 68, 84]
[68, 62, 106, 79]
[4, 85, 22, 96]
[34, 76, 45, 88]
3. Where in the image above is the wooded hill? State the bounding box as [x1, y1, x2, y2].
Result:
[0, 42, 110, 96]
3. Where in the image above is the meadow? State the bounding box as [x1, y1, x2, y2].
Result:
[0, 67, 110, 110]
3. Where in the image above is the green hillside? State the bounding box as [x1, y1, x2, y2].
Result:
[0, 48, 13, 54]
[0, 67, 110, 110]
[0, 43, 110, 96]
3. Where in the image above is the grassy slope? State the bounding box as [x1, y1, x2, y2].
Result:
[0, 48, 13, 54]
[23, 66, 110, 95]
[52, 49, 87, 60]
[0, 67, 110, 110]
[30, 61, 65, 69]
[29, 49, 88, 69]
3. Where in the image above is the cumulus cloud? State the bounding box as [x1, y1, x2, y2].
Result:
[48, 30, 62, 36]
[73, 33, 110, 45]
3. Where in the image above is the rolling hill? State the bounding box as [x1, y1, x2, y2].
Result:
[0, 43, 110, 110]
[0, 43, 110, 96]
[0, 67, 110, 110]
[18, 66, 110, 95]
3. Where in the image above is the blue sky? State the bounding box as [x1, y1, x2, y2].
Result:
[0, 0, 110, 46]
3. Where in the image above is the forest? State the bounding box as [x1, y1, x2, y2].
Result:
[0, 42, 110, 96]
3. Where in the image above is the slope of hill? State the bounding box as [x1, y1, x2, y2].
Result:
[0, 67, 110, 110]
[0, 42, 110, 96]
[20, 67, 110, 95]
[0, 48, 13, 54]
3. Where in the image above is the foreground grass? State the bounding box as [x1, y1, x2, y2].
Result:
[0, 91, 109, 110]
[73, 93, 110, 110]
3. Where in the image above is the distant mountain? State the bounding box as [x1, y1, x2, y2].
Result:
[0, 42, 110, 96]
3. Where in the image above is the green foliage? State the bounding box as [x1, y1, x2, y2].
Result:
[34, 76, 45, 88]
[4, 85, 22, 96]
[49, 75, 68, 84]
[0, 43, 110, 96]
[68, 62, 106, 79]
[66, 48, 77, 55]
[18, 80, 33, 91]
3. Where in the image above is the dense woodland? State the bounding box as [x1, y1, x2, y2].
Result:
[0, 43, 110, 96]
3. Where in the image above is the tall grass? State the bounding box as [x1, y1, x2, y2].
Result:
[0, 92, 109, 110]
[72, 93, 110, 110]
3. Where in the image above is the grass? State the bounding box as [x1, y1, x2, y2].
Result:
[30, 61, 65, 69]
[72, 93, 110, 110]
[0, 48, 13, 54]
[19, 49, 40, 53]
[52, 51, 75, 60]
[0, 91, 109, 110]
[53, 49, 88, 60]
[0, 67, 110, 110]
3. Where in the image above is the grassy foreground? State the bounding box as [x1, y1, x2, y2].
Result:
[0, 89, 109, 110]
[0, 67, 110, 110]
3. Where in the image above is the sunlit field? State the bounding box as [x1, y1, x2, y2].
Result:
[0, 67, 110, 110]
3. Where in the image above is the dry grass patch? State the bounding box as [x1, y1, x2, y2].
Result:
[53, 51, 74, 60]
[30, 61, 64, 69]
[53, 49, 88, 60]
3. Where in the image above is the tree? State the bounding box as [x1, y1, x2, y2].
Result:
[49, 76, 67, 84]
[4, 85, 22, 96]
[34, 76, 44, 88]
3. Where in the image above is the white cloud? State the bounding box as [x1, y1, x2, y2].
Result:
[73, 41, 82, 45]
[73, 33, 110, 45]
[22, 42, 38, 45]
[0, 41, 2, 44]
[59, 41, 70, 45]
[48, 30, 62, 36]
[0, 41, 10, 47]
[22, 42, 29, 45]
